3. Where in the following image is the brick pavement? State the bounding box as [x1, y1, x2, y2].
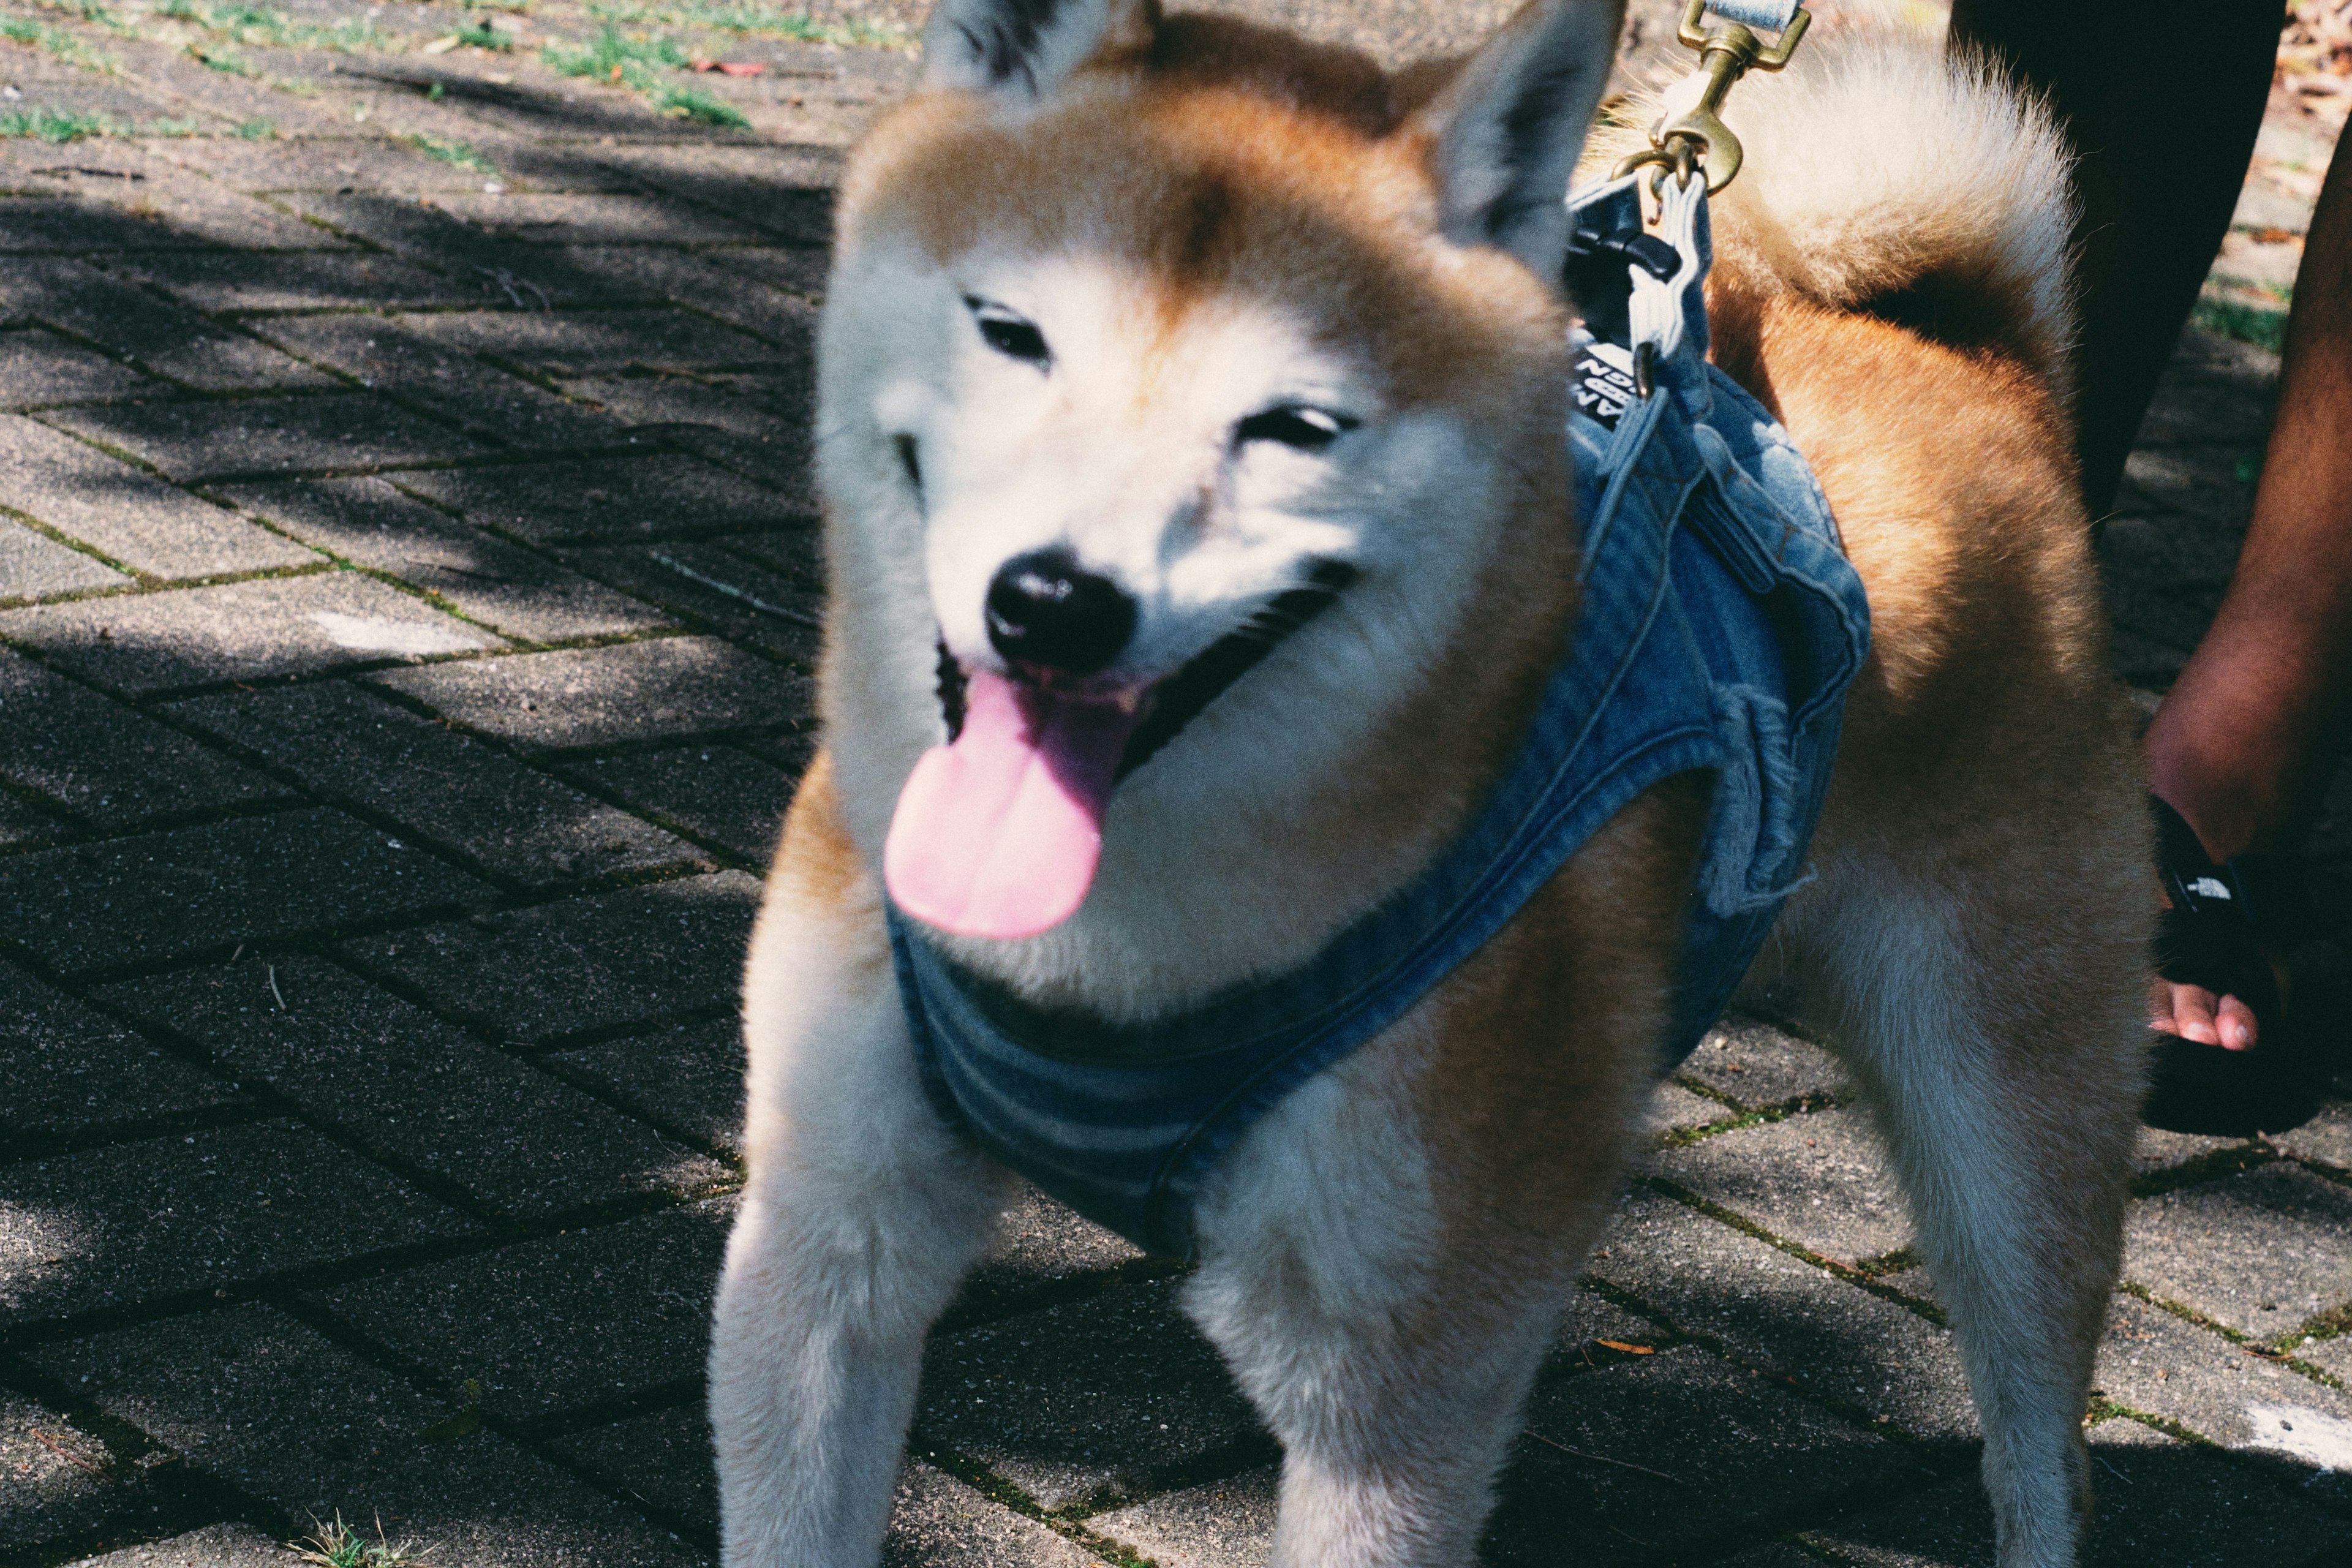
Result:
[3, 1, 2350, 1564]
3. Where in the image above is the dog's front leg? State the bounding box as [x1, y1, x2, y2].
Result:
[711, 772, 1009, 1568]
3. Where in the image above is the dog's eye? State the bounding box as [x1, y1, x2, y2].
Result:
[965, 298, 1050, 368]
[1236, 405, 1356, 453]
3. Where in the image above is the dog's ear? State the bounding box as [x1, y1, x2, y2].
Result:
[1420, 0, 1625, 285]
[921, 0, 1157, 100]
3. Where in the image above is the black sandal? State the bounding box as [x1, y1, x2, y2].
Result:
[2143, 794, 2328, 1137]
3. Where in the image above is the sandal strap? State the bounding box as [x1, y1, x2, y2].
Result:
[2149, 795, 2312, 942]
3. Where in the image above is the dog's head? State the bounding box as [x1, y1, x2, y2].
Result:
[820, 0, 1624, 954]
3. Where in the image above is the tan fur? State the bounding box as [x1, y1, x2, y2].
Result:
[716, 5, 2146, 1564]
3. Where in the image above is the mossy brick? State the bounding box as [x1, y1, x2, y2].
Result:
[115, 251, 485, 314]
[1646, 1104, 1913, 1267]
[167, 681, 695, 888]
[0, 326, 157, 407]
[0, 517, 128, 600]
[559, 743, 800, 862]
[550, 1016, 746, 1155]
[0, 808, 491, 976]
[61, 1523, 307, 1567]
[100, 956, 726, 1219]
[0, 957, 241, 1144]
[316, 1198, 734, 1425]
[393, 453, 796, 545]
[0, 1121, 476, 1327]
[1646, 1080, 1730, 1136]
[1487, 1347, 1927, 1565]
[26, 1305, 705, 1567]
[161, 134, 522, 195]
[47, 393, 488, 481]
[337, 868, 755, 1041]
[0, 261, 335, 391]
[410, 307, 780, 376]
[559, 543, 821, 662]
[1800, 1417, 2350, 1566]
[1586, 1189, 1976, 1444]
[0, 416, 314, 578]
[219, 476, 667, 643]
[368, 637, 810, 754]
[2121, 1162, 2352, 1340]
[3, 158, 336, 252]
[413, 191, 764, 246]
[1677, 1014, 1847, 1110]
[2095, 1289, 2352, 1510]
[0, 596, 307, 747]
[915, 1280, 1267, 1511]
[0, 1392, 156, 1554]
[0, 573, 502, 695]
[1090, 1466, 1280, 1568]
[251, 315, 627, 451]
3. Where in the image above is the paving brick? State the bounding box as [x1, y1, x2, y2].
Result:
[558, 371, 815, 501]
[739, 726, 819, 781]
[0, 1392, 151, 1554]
[559, 541, 822, 661]
[2128, 1125, 2248, 1178]
[704, 245, 829, 299]
[945, 1187, 1152, 1327]
[1587, 1191, 1976, 1443]
[413, 306, 781, 375]
[2122, 1163, 2352, 1340]
[0, 647, 290, 829]
[369, 636, 810, 753]
[412, 191, 764, 246]
[0, 1121, 475, 1326]
[1646, 1080, 1730, 1136]
[102, 955, 726, 1218]
[0, 788, 70, 847]
[0, 260, 334, 391]
[0, 325, 157, 407]
[0, 573, 502, 695]
[47, 392, 488, 481]
[1801, 1417, 2350, 1567]
[219, 475, 666, 643]
[0, 198, 213, 255]
[543, 1403, 723, 1534]
[0, 517, 129, 599]
[2274, 1100, 2352, 1170]
[0, 808, 490, 977]
[1648, 1105, 1913, 1267]
[2098, 511, 2247, 595]
[251, 314, 627, 451]
[1090, 1466, 1279, 1568]
[339, 869, 756, 1043]
[557, 247, 827, 352]
[916, 1280, 1266, 1511]
[160, 134, 519, 195]
[4, 158, 336, 252]
[394, 452, 797, 545]
[2095, 1289, 2352, 1510]
[558, 743, 798, 862]
[0, 416, 314, 578]
[276, 195, 652, 301]
[168, 680, 695, 887]
[1487, 1348, 1928, 1566]
[1677, 1014, 1847, 1110]
[318, 1198, 733, 1425]
[116, 251, 486, 314]
[62, 1523, 307, 1567]
[26, 1305, 704, 1567]
[577, 143, 840, 244]
[549, 1016, 745, 1155]
[0, 957, 241, 1144]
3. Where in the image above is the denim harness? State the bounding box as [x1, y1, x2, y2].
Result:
[886, 172, 1873, 1259]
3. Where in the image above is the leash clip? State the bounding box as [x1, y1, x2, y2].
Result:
[1613, 0, 1809, 195]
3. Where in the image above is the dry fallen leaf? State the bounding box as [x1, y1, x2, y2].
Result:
[421, 34, 460, 53]
[1596, 1340, 1656, 1355]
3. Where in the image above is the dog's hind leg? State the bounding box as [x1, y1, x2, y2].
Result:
[1773, 838, 2144, 1568]
[710, 759, 1010, 1568]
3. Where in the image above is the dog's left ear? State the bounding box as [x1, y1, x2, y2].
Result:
[1420, 0, 1626, 285]
[921, 0, 1158, 101]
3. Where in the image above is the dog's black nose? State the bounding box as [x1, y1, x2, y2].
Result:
[986, 548, 1135, 676]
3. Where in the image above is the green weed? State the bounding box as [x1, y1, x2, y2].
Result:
[0, 107, 120, 141]
[187, 40, 251, 72]
[587, 0, 907, 45]
[157, 2, 391, 54]
[29, 0, 138, 36]
[2193, 296, 2289, 355]
[145, 114, 202, 135]
[652, 81, 748, 126]
[402, 132, 496, 175]
[542, 23, 688, 89]
[235, 116, 274, 137]
[1, 16, 119, 72]
[292, 1512, 432, 1568]
[453, 18, 514, 47]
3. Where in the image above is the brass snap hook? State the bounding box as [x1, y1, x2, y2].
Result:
[1619, 0, 1811, 195]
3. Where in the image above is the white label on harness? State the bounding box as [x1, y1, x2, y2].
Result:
[1575, 341, 1639, 430]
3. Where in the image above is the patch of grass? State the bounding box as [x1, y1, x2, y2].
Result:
[0, 106, 121, 141]
[235, 116, 274, 137]
[652, 81, 748, 126]
[187, 39, 251, 72]
[29, 0, 138, 36]
[588, 0, 907, 46]
[156, 2, 392, 54]
[1, 15, 120, 72]
[2193, 296, 2290, 354]
[292, 1512, 432, 1568]
[402, 132, 496, 175]
[145, 115, 202, 134]
[453, 18, 515, 47]
[542, 23, 689, 89]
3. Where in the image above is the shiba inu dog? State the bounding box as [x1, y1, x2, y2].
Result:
[709, 1, 2150, 1563]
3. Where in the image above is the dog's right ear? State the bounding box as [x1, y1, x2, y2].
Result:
[921, 0, 1156, 101]
[1420, 0, 1626, 286]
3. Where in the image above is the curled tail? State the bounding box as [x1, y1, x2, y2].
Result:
[1589, 6, 2078, 403]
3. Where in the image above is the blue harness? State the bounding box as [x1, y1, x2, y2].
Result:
[886, 173, 1872, 1260]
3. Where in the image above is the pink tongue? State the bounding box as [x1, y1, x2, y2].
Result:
[884, 668, 1144, 939]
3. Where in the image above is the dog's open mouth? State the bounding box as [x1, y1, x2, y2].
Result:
[884, 566, 1353, 941]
